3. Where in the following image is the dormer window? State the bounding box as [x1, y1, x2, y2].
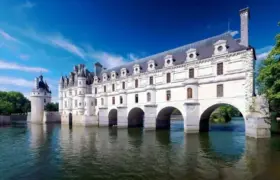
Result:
[147, 60, 155, 71]
[213, 40, 228, 56]
[121, 68, 127, 77]
[111, 71, 116, 80]
[102, 73, 108, 82]
[94, 76, 99, 83]
[133, 64, 140, 75]
[186, 48, 197, 61]
[164, 55, 174, 67]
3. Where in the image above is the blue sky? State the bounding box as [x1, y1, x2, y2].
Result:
[0, 0, 279, 101]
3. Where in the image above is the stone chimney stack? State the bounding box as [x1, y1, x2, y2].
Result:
[94, 62, 103, 76]
[239, 7, 250, 47]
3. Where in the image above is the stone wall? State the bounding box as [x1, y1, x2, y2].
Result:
[10, 114, 28, 122]
[0, 115, 11, 126]
[43, 111, 61, 123]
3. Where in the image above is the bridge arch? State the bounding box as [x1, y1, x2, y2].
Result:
[199, 102, 246, 132]
[156, 106, 184, 129]
[108, 108, 117, 127]
[127, 107, 145, 128]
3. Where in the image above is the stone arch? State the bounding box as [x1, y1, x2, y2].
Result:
[127, 107, 145, 128]
[199, 103, 245, 132]
[156, 106, 184, 129]
[108, 109, 117, 127]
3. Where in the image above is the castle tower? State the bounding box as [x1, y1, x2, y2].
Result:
[77, 65, 87, 115]
[58, 76, 64, 113]
[29, 75, 52, 124]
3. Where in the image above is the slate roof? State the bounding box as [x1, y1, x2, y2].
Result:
[98, 32, 247, 78]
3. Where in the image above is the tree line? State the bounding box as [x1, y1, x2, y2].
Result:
[0, 91, 58, 115]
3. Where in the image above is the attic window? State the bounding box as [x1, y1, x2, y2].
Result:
[122, 71, 125, 75]
[149, 64, 153, 68]
[135, 68, 138, 71]
[189, 53, 194, 58]
[218, 46, 223, 51]
[167, 59, 171, 64]
[112, 74, 114, 77]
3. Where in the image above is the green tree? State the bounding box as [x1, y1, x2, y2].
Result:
[210, 105, 240, 123]
[257, 22, 280, 113]
[44, 102, 59, 111]
[0, 91, 30, 115]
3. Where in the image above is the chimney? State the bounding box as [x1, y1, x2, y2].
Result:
[94, 62, 103, 76]
[239, 7, 250, 47]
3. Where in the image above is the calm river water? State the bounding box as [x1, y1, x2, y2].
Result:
[1, 120, 280, 180]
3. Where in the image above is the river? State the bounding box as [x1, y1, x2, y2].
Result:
[1, 119, 280, 180]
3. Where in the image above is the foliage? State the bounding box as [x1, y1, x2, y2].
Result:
[257, 22, 280, 112]
[0, 91, 31, 115]
[210, 105, 240, 123]
[44, 102, 59, 111]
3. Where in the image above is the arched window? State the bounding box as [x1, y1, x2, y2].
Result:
[120, 96, 123, 104]
[135, 79, 138, 88]
[166, 90, 171, 101]
[187, 88, 193, 99]
[189, 68, 194, 78]
[149, 76, 153, 85]
[112, 97, 115, 105]
[122, 81, 125, 89]
[112, 84, 115, 92]
[101, 98, 104, 105]
[147, 92, 151, 102]
[135, 94, 139, 103]
[166, 73, 171, 83]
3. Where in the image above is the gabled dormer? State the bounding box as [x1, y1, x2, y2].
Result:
[186, 48, 198, 61]
[111, 71, 117, 80]
[213, 40, 228, 56]
[94, 76, 99, 84]
[121, 68, 128, 77]
[102, 73, 108, 82]
[164, 54, 174, 67]
[147, 59, 156, 71]
[133, 64, 141, 75]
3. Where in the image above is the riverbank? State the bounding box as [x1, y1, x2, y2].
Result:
[0, 116, 11, 126]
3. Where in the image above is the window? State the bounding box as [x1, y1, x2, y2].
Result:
[149, 76, 153, 85]
[189, 68, 194, 78]
[95, 98, 97, 106]
[44, 99, 46, 103]
[104, 85, 106, 92]
[95, 87, 97, 94]
[75, 100, 77, 107]
[166, 73, 171, 83]
[79, 102, 82, 106]
[64, 101, 67, 108]
[187, 88, 193, 99]
[91, 102, 94, 106]
[120, 96, 123, 104]
[44, 92, 47, 95]
[75, 90, 77, 95]
[64, 92, 66, 97]
[79, 81, 81, 85]
[166, 90, 171, 101]
[112, 84, 115, 92]
[101, 98, 104, 105]
[217, 62, 223, 75]
[69, 90, 72, 96]
[79, 91, 81, 95]
[147, 92, 151, 102]
[135, 79, 138, 88]
[217, 84, 224, 97]
[112, 97, 115, 105]
[135, 94, 139, 103]
[122, 81, 125, 89]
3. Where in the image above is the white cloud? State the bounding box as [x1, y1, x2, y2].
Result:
[256, 45, 273, 61]
[18, 54, 30, 60]
[46, 34, 86, 59]
[0, 60, 48, 73]
[230, 30, 239, 37]
[21, 1, 35, 9]
[89, 51, 128, 69]
[0, 29, 19, 42]
[0, 76, 34, 88]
